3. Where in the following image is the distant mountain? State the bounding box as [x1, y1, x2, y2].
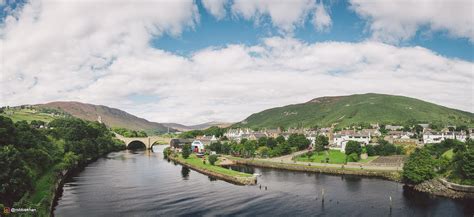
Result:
[235, 93, 474, 129]
[37, 101, 170, 133]
[162, 121, 233, 132]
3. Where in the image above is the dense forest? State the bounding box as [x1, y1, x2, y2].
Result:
[0, 116, 124, 215]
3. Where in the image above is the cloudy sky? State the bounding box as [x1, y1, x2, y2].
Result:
[0, 0, 473, 125]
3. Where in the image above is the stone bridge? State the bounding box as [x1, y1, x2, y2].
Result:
[114, 133, 171, 149]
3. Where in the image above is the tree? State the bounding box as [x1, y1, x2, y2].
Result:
[366, 145, 376, 156]
[257, 136, 268, 147]
[208, 154, 218, 165]
[276, 135, 285, 144]
[314, 135, 328, 154]
[0, 116, 16, 146]
[266, 137, 277, 149]
[345, 141, 362, 156]
[402, 148, 436, 184]
[0, 145, 33, 206]
[182, 144, 191, 159]
[257, 146, 270, 157]
[276, 142, 291, 155]
[288, 134, 310, 150]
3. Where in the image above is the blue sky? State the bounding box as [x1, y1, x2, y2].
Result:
[153, 0, 473, 61]
[1, 0, 473, 124]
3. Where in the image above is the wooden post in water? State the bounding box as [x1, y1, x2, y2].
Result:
[389, 196, 392, 210]
[322, 188, 325, 203]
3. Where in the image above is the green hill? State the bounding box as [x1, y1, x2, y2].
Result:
[235, 93, 474, 129]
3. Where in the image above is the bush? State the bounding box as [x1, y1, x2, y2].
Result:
[208, 154, 218, 165]
[163, 147, 172, 158]
[182, 144, 191, 159]
[347, 153, 360, 162]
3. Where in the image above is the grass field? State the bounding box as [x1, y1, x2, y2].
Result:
[295, 150, 347, 164]
[179, 154, 252, 177]
[295, 150, 379, 164]
[1, 108, 56, 123]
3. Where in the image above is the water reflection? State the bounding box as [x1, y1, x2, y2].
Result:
[181, 167, 190, 180]
[54, 150, 474, 217]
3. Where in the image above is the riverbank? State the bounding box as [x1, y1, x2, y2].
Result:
[48, 150, 125, 216]
[168, 154, 257, 185]
[412, 178, 474, 199]
[227, 156, 401, 182]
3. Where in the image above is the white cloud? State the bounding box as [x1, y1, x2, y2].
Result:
[1, 0, 472, 125]
[202, 0, 227, 20]
[312, 1, 331, 31]
[231, 0, 316, 33]
[350, 0, 474, 43]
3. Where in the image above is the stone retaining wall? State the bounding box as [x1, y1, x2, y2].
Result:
[232, 158, 401, 182]
[413, 179, 474, 199]
[439, 178, 474, 193]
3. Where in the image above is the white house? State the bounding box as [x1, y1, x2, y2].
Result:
[331, 130, 371, 152]
[191, 140, 205, 153]
[423, 131, 470, 144]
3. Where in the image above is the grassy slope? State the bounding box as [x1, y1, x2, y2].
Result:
[180, 154, 252, 177]
[237, 93, 474, 128]
[1, 108, 56, 123]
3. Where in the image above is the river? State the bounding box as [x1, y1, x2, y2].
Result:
[53, 146, 473, 216]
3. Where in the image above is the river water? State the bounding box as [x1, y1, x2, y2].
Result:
[53, 146, 473, 216]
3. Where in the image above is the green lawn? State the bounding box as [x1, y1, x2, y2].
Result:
[295, 150, 379, 164]
[442, 149, 454, 160]
[1, 109, 56, 123]
[179, 154, 252, 177]
[296, 150, 347, 164]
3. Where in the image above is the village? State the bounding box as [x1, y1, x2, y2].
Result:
[171, 124, 474, 155]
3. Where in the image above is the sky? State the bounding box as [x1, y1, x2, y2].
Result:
[0, 0, 473, 125]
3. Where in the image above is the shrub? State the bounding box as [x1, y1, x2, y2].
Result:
[182, 144, 191, 159]
[208, 154, 218, 165]
[347, 153, 360, 162]
[163, 147, 172, 158]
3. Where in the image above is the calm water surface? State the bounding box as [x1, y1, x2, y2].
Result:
[53, 146, 473, 216]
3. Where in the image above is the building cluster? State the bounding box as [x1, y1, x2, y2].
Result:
[170, 124, 474, 154]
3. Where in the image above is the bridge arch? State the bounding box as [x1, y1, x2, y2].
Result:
[114, 133, 172, 150]
[127, 140, 147, 149]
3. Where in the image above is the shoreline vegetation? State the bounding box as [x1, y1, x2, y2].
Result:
[167, 152, 257, 185]
[0, 116, 125, 216]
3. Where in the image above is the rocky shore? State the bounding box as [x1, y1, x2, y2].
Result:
[413, 179, 474, 199]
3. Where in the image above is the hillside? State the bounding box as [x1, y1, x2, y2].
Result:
[162, 122, 233, 132]
[235, 93, 474, 129]
[36, 101, 170, 133]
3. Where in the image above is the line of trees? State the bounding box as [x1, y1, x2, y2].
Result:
[0, 116, 124, 209]
[403, 139, 474, 185]
[113, 127, 148, 137]
[205, 134, 311, 158]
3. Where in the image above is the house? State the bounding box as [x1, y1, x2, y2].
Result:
[331, 130, 371, 152]
[422, 131, 469, 144]
[196, 135, 218, 145]
[191, 140, 205, 153]
[169, 139, 193, 151]
[249, 132, 267, 140]
[385, 125, 403, 131]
